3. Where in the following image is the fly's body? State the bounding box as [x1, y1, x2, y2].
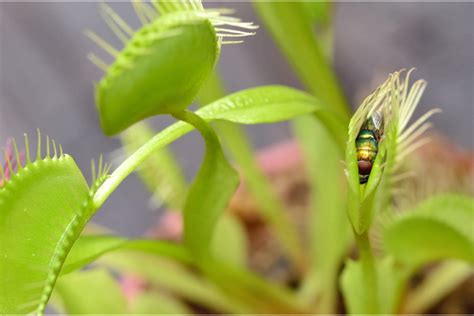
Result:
[356, 111, 383, 184]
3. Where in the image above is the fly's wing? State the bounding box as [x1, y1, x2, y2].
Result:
[360, 108, 384, 138]
[372, 111, 383, 129]
[370, 110, 384, 140]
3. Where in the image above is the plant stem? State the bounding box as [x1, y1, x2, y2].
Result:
[354, 230, 379, 313]
[170, 110, 217, 150]
[92, 119, 193, 210]
[120, 122, 188, 209]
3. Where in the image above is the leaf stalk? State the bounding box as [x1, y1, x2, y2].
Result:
[354, 230, 379, 313]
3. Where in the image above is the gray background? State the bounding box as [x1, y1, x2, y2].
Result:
[1, 2, 473, 236]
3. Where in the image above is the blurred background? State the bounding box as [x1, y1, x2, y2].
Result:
[1, 1, 473, 236]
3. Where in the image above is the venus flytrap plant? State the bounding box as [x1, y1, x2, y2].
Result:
[53, 0, 336, 312]
[56, 83, 334, 314]
[346, 69, 442, 235]
[3, 1, 473, 314]
[342, 69, 450, 314]
[88, 1, 256, 135]
[88, 10, 214, 135]
[86, 0, 258, 260]
[0, 131, 111, 314]
[92, 85, 334, 249]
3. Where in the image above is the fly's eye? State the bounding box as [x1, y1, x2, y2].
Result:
[358, 160, 372, 175]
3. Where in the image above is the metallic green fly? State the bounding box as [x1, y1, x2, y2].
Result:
[356, 110, 384, 184]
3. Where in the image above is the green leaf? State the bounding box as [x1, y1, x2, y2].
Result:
[299, 1, 334, 59]
[99, 251, 243, 313]
[61, 233, 303, 313]
[53, 269, 127, 314]
[300, 1, 333, 26]
[0, 139, 92, 314]
[384, 194, 474, 266]
[61, 235, 302, 313]
[95, 12, 218, 135]
[131, 291, 192, 314]
[199, 85, 347, 150]
[252, 2, 349, 120]
[171, 110, 239, 258]
[199, 85, 339, 126]
[152, 0, 203, 15]
[61, 235, 127, 275]
[211, 214, 248, 267]
[121, 122, 187, 209]
[60, 235, 241, 311]
[62, 235, 192, 275]
[65, 237, 242, 312]
[403, 260, 473, 313]
[200, 259, 310, 313]
[340, 257, 405, 314]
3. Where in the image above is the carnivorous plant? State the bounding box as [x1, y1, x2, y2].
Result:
[1, 1, 472, 314]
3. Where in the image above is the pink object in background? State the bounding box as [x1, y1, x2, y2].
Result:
[148, 211, 183, 241]
[255, 140, 302, 175]
[232, 139, 303, 204]
[120, 274, 147, 303]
